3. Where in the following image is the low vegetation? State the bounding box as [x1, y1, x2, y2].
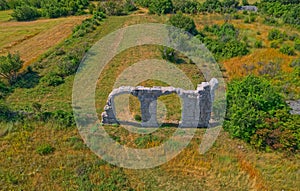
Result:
[0, 0, 300, 190]
[225, 75, 300, 152]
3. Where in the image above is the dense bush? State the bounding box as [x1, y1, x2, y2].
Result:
[41, 72, 64, 87]
[37, 110, 75, 127]
[97, 0, 136, 16]
[0, 53, 24, 85]
[279, 45, 296, 56]
[0, 81, 11, 99]
[149, 0, 173, 15]
[72, 11, 106, 38]
[201, 23, 249, 60]
[199, 0, 223, 13]
[41, 0, 89, 18]
[123, 0, 138, 13]
[135, 0, 152, 7]
[199, 0, 238, 13]
[36, 144, 55, 155]
[0, 101, 12, 121]
[254, 40, 263, 48]
[11, 5, 40, 21]
[268, 29, 284, 41]
[168, 13, 197, 35]
[225, 75, 300, 151]
[259, 1, 300, 27]
[160, 47, 176, 63]
[294, 39, 300, 51]
[172, 0, 199, 14]
[0, 0, 8, 10]
[10, 0, 89, 20]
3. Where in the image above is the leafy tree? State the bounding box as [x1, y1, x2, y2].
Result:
[172, 0, 199, 14]
[0, 53, 24, 85]
[149, 0, 173, 15]
[224, 75, 287, 142]
[0, 0, 8, 10]
[11, 5, 40, 21]
[168, 13, 197, 35]
[135, 0, 152, 7]
[223, 0, 239, 9]
[199, 0, 223, 13]
[200, 23, 249, 60]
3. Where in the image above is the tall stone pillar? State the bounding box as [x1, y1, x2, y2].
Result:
[132, 87, 163, 127]
[179, 91, 200, 128]
[197, 82, 211, 127]
[138, 96, 159, 127]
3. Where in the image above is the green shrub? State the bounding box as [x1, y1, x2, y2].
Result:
[149, 0, 173, 15]
[0, 101, 12, 121]
[250, 110, 300, 151]
[172, 0, 199, 14]
[232, 13, 242, 19]
[134, 114, 142, 121]
[36, 144, 55, 155]
[0, 81, 11, 99]
[268, 29, 284, 41]
[160, 47, 176, 63]
[135, 0, 151, 7]
[263, 17, 278, 25]
[243, 17, 250, 23]
[0, 0, 9, 10]
[294, 39, 300, 51]
[279, 45, 296, 56]
[0, 52, 24, 85]
[51, 110, 75, 127]
[290, 58, 300, 68]
[123, 0, 137, 13]
[254, 40, 263, 48]
[57, 58, 79, 77]
[224, 75, 287, 142]
[250, 15, 256, 22]
[242, 0, 249, 6]
[225, 75, 300, 151]
[41, 72, 64, 87]
[168, 13, 197, 35]
[37, 110, 75, 127]
[11, 5, 40, 21]
[201, 23, 249, 60]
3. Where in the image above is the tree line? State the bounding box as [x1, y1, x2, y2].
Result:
[0, 0, 89, 21]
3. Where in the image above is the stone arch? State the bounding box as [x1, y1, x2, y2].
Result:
[101, 79, 218, 128]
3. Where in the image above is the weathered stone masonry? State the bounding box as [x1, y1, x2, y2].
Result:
[101, 78, 218, 127]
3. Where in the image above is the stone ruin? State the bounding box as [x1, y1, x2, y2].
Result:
[101, 78, 218, 128]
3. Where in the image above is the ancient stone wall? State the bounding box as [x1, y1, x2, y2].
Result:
[101, 78, 218, 128]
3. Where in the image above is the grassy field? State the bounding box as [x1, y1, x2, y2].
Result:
[1, 123, 299, 190]
[0, 7, 299, 191]
[0, 10, 88, 67]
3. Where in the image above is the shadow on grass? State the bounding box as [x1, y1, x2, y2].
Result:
[14, 69, 40, 89]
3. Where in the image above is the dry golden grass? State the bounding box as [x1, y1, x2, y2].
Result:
[222, 48, 295, 80]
